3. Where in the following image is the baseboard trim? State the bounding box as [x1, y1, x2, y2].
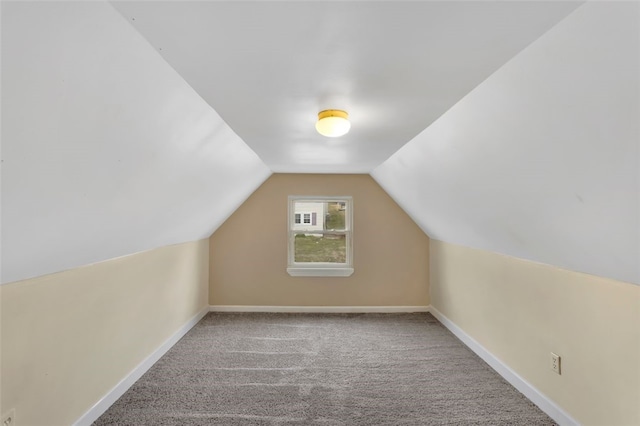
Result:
[74, 305, 573, 424]
[429, 307, 579, 426]
[209, 305, 430, 313]
[73, 306, 209, 426]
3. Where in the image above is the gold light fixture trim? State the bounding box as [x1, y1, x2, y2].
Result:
[316, 109, 351, 137]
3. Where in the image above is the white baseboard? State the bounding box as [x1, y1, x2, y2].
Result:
[209, 305, 430, 313]
[429, 306, 579, 426]
[73, 306, 209, 426]
[74, 305, 573, 425]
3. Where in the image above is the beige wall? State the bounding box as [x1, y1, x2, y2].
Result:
[430, 240, 640, 426]
[209, 174, 430, 307]
[0, 239, 209, 426]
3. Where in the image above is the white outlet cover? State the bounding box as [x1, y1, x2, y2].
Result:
[1, 408, 16, 426]
[551, 352, 561, 375]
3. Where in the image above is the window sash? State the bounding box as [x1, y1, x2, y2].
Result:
[291, 230, 347, 236]
[287, 196, 353, 270]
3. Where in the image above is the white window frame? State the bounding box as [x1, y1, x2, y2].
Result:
[287, 196, 354, 277]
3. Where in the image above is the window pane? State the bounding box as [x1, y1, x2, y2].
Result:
[292, 201, 346, 233]
[293, 201, 325, 232]
[294, 234, 346, 263]
[324, 202, 346, 231]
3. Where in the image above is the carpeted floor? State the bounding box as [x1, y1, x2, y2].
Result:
[94, 313, 555, 425]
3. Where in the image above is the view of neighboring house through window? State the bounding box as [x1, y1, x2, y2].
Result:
[288, 196, 353, 277]
[294, 212, 313, 225]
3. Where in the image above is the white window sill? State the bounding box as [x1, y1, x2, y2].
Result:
[287, 267, 354, 277]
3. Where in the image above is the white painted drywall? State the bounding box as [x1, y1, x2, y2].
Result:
[372, 2, 639, 285]
[1, 1, 271, 284]
[110, 1, 581, 173]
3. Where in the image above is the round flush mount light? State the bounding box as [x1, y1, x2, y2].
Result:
[315, 110, 350, 137]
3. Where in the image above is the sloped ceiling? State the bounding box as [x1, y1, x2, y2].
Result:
[110, 1, 581, 173]
[2, 1, 637, 287]
[1, 1, 271, 284]
[372, 2, 640, 285]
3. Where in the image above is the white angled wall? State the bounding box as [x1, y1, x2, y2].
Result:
[372, 2, 639, 285]
[1, 1, 271, 284]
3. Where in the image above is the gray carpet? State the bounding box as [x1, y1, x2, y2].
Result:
[94, 313, 555, 425]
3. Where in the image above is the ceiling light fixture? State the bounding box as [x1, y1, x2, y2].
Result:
[315, 110, 350, 137]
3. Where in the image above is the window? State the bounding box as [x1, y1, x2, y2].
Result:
[287, 196, 353, 277]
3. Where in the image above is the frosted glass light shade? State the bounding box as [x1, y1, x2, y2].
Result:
[316, 110, 350, 137]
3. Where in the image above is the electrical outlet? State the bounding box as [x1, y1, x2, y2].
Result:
[551, 352, 561, 375]
[1, 408, 16, 426]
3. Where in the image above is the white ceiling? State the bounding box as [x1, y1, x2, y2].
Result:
[372, 1, 640, 285]
[110, 1, 581, 173]
[1, 1, 270, 284]
[3, 1, 637, 287]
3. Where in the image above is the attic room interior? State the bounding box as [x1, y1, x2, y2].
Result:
[1, 0, 638, 425]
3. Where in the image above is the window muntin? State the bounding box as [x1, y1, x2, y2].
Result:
[287, 196, 353, 277]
